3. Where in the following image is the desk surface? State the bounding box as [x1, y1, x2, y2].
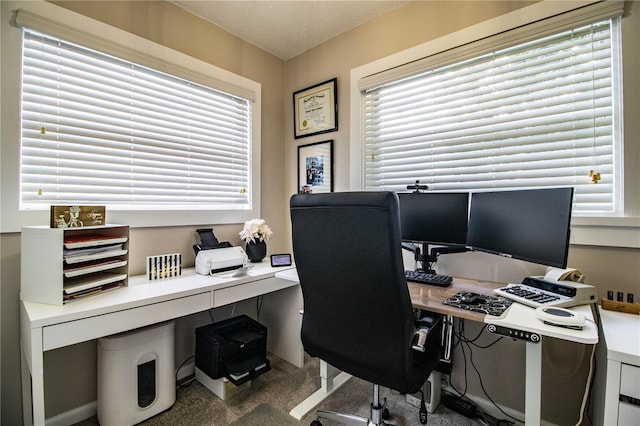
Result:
[407, 277, 502, 322]
[22, 262, 296, 328]
[280, 267, 598, 426]
[599, 307, 640, 364]
[278, 268, 598, 343]
[278, 268, 502, 323]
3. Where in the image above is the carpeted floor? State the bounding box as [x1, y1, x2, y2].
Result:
[74, 354, 478, 425]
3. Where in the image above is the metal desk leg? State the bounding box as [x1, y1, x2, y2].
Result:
[289, 360, 352, 420]
[525, 340, 542, 425]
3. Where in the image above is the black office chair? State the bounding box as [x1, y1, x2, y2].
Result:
[290, 191, 443, 426]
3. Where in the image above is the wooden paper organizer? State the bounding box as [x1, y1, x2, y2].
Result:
[601, 299, 640, 315]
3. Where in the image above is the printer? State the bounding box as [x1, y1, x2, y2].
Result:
[195, 315, 270, 386]
[195, 246, 247, 275]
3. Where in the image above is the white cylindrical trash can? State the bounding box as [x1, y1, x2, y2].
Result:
[97, 321, 176, 425]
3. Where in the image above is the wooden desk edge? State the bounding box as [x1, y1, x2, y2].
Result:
[409, 277, 503, 322]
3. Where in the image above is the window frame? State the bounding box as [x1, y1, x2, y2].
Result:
[1, 2, 261, 232]
[362, 19, 621, 216]
[349, 0, 638, 248]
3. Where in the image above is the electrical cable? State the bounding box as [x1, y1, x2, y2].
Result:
[455, 319, 484, 344]
[465, 334, 521, 423]
[256, 295, 264, 321]
[455, 320, 470, 398]
[455, 324, 504, 349]
[446, 319, 469, 399]
[575, 342, 597, 426]
[452, 318, 522, 424]
[418, 389, 428, 424]
[585, 303, 601, 425]
[586, 353, 599, 425]
[175, 355, 195, 388]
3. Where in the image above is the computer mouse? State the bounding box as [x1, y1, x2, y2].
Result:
[460, 293, 485, 305]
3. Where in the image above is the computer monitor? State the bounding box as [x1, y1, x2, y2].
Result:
[398, 192, 469, 272]
[466, 187, 574, 269]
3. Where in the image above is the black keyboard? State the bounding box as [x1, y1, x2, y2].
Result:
[404, 270, 453, 287]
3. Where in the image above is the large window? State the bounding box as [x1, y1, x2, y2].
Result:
[361, 18, 622, 216]
[0, 5, 261, 231]
[21, 29, 253, 211]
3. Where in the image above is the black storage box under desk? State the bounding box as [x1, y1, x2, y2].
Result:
[195, 315, 270, 386]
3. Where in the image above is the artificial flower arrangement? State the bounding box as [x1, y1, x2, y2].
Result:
[239, 218, 273, 243]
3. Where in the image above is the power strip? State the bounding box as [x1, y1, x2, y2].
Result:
[442, 392, 477, 418]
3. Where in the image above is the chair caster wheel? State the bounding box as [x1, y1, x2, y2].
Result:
[311, 420, 322, 426]
[382, 408, 390, 420]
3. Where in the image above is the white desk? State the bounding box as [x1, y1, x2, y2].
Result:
[485, 303, 598, 425]
[596, 308, 640, 425]
[280, 269, 599, 425]
[20, 262, 303, 426]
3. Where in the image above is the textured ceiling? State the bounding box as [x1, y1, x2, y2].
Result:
[170, 1, 409, 60]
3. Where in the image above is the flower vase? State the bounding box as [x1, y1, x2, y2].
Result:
[246, 240, 267, 263]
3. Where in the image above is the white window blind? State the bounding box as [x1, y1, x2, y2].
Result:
[363, 19, 622, 216]
[20, 29, 252, 210]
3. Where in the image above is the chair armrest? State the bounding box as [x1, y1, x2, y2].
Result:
[412, 313, 443, 352]
[412, 328, 431, 352]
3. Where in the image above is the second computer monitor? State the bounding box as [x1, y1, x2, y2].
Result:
[398, 192, 469, 245]
[466, 187, 574, 269]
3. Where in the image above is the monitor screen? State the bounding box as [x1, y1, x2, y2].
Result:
[398, 192, 469, 245]
[466, 187, 574, 269]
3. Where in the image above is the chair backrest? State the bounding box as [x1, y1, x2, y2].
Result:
[290, 191, 425, 393]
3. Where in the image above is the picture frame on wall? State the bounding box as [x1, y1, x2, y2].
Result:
[297, 140, 334, 194]
[293, 78, 338, 139]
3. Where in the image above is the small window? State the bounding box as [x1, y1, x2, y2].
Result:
[362, 19, 622, 216]
[20, 29, 253, 212]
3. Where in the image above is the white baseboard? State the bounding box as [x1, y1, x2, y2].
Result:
[46, 401, 96, 426]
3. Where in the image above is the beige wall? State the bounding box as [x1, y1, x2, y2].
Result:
[284, 1, 639, 425]
[1, 0, 287, 422]
[285, 1, 538, 196]
[1, 0, 638, 424]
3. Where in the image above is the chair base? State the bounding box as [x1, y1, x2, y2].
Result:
[311, 384, 394, 426]
[312, 407, 392, 426]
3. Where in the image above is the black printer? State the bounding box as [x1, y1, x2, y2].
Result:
[195, 315, 270, 386]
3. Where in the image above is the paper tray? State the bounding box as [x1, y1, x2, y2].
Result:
[64, 272, 128, 294]
[223, 354, 270, 386]
[64, 236, 128, 249]
[64, 260, 128, 278]
[64, 249, 128, 264]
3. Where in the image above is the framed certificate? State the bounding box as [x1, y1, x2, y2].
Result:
[293, 78, 338, 139]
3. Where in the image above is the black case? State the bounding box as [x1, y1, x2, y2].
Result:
[195, 315, 270, 385]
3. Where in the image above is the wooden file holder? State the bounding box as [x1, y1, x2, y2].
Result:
[602, 299, 640, 315]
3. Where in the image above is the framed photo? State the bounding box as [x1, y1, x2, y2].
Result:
[293, 78, 338, 139]
[50, 205, 105, 228]
[297, 140, 333, 194]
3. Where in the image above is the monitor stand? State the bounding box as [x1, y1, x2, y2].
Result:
[401, 242, 435, 273]
[401, 242, 467, 273]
